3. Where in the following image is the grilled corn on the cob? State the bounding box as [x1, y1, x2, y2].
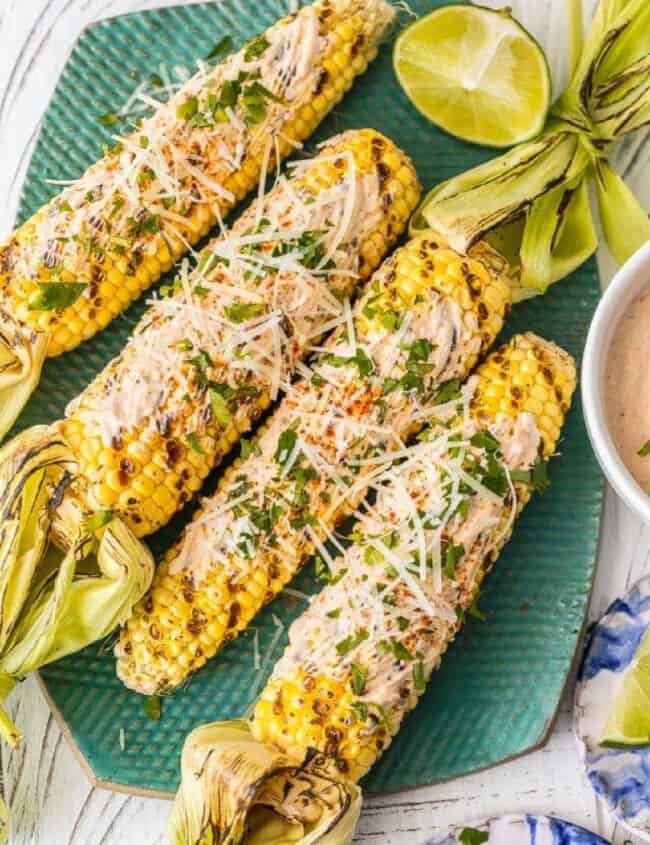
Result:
[0, 0, 396, 438]
[116, 232, 512, 695]
[168, 332, 576, 845]
[56, 129, 419, 538]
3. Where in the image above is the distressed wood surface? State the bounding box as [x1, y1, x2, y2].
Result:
[1, 0, 649, 842]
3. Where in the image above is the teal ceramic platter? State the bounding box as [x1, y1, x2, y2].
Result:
[13, 0, 603, 798]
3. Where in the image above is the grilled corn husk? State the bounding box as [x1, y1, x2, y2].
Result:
[116, 232, 512, 695]
[0, 0, 396, 438]
[168, 332, 576, 845]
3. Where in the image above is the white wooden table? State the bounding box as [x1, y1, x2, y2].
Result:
[1, 1, 649, 842]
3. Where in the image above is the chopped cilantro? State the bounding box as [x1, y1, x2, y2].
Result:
[209, 388, 232, 427]
[275, 428, 298, 467]
[28, 282, 86, 311]
[244, 35, 270, 62]
[224, 301, 265, 323]
[128, 213, 161, 237]
[413, 658, 425, 694]
[510, 456, 550, 494]
[99, 111, 119, 126]
[459, 829, 489, 845]
[433, 379, 462, 404]
[288, 512, 317, 530]
[443, 542, 464, 579]
[336, 629, 369, 656]
[176, 96, 199, 120]
[324, 346, 374, 379]
[206, 34, 233, 60]
[240, 438, 261, 460]
[531, 457, 550, 493]
[378, 639, 413, 662]
[144, 695, 162, 721]
[640, 440, 650, 457]
[482, 453, 509, 497]
[468, 597, 487, 621]
[326, 608, 341, 619]
[407, 338, 433, 363]
[350, 663, 366, 695]
[470, 431, 500, 453]
[186, 432, 204, 454]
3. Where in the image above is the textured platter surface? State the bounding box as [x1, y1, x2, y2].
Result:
[13, 0, 604, 797]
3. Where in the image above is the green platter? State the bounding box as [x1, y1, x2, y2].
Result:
[12, 0, 603, 798]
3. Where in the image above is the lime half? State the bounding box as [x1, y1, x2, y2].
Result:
[393, 4, 551, 148]
[601, 627, 650, 747]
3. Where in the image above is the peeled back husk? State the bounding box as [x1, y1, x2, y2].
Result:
[169, 720, 361, 845]
[411, 0, 650, 296]
[0, 310, 48, 441]
[0, 426, 154, 747]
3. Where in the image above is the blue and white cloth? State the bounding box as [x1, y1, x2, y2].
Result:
[575, 574, 650, 840]
[424, 815, 610, 845]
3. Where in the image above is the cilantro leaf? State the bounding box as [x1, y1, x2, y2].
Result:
[244, 35, 270, 62]
[459, 829, 489, 845]
[28, 282, 86, 311]
[324, 346, 374, 379]
[186, 432, 204, 454]
[413, 658, 425, 693]
[206, 35, 233, 60]
[336, 629, 369, 656]
[275, 428, 298, 467]
[350, 663, 366, 695]
[224, 302, 265, 323]
[144, 695, 162, 721]
[443, 542, 464, 579]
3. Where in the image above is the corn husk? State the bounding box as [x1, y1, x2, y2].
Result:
[0, 310, 48, 441]
[411, 0, 650, 297]
[169, 721, 361, 845]
[0, 426, 153, 746]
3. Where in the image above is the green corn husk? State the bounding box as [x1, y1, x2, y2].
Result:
[0, 426, 153, 747]
[0, 310, 48, 441]
[411, 0, 650, 297]
[0, 795, 7, 845]
[169, 721, 361, 845]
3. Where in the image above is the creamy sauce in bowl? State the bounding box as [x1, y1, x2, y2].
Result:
[605, 287, 650, 493]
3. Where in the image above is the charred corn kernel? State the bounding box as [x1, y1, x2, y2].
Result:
[115, 233, 512, 696]
[50, 130, 419, 546]
[0, 0, 396, 363]
[248, 333, 576, 781]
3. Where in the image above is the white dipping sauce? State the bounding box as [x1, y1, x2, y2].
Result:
[605, 287, 650, 493]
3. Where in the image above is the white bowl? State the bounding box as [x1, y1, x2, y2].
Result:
[582, 241, 650, 523]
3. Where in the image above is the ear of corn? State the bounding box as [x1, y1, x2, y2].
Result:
[115, 233, 512, 695]
[0, 0, 396, 439]
[251, 333, 576, 779]
[167, 332, 576, 845]
[56, 129, 420, 539]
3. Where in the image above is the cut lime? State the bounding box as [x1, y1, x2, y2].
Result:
[601, 627, 650, 747]
[393, 4, 551, 148]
